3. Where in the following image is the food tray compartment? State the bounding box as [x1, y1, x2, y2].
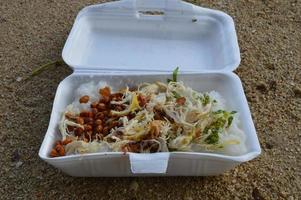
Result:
[39, 73, 261, 176]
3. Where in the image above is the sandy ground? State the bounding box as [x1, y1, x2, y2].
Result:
[0, 0, 300, 199]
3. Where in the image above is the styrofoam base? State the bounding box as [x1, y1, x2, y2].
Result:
[39, 72, 260, 176]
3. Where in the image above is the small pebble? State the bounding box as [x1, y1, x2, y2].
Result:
[247, 94, 258, 102]
[129, 180, 139, 192]
[0, 16, 7, 23]
[256, 11, 265, 16]
[11, 149, 21, 162]
[289, 82, 295, 86]
[184, 196, 193, 200]
[256, 82, 268, 93]
[269, 80, 277, 91]
[266, 63, 275, 70]
[252, 188, 265, 200]
[15, 161, 23, 168]
[265, 142, 273, 149]
[16, 76, 23, 82]
[293, 86, 301, 98]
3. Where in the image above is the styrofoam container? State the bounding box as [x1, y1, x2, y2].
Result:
[39, 0, 261, 176]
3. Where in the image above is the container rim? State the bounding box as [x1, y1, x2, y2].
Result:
[39, 149, 261, 163]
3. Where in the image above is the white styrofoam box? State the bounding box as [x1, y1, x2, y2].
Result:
[39, 73, 260, 176]
[39, 0, 261, 176]
[62, 0, 240, 72]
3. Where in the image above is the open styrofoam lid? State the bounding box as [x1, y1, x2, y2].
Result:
[62, 0, 240, 72]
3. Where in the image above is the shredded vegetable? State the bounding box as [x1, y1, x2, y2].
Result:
[50, 71, 247, 157]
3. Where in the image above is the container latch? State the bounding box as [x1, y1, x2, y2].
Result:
[130, 0, 195, 17]
[129, 153, 170, 174]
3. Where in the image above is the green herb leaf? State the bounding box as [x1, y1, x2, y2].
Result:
[172, 91, 181, 99]
[213, 110, 224, 114]
[205, 128, 219, 144]
[211, 117, 227, 128]
[201, 93, 210, 106]
[172, 67, 179, 82]
[227, 116, 234, 128]
[230, 111, 237, 114]
[25, 59, 63, 81]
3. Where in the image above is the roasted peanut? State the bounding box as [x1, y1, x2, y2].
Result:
[79, 95, 89, 104]
[127, 113, 136, 120]
[90, 101, 98, 108]
[109, 121, 119, 129]
[114, 105, 124, 111]
[102, 96, 110, 103]
[75, 117, 84, 125]
[195, 128, 201, 139]
[95, 119, 103, 125]
[67, 125, 75, 132]
[102, 126, 110, 135]
[55, 144, 65, 156]
[62, 138, 72, 145]
[50, 149, 59, 157]
[97, 103, 106, 111]
[74, 127, 84, 136]
[80, 111, 93, 118]
[91, 108, 98, 115]
[103, 110, 110, 116]
[138, 94, 147, 107]
[95, 112, 104, 119]
[122, 142, 140, 153]
[99, 86, 111, 97]
[176, 97, 186, 105]
[148, 120, 161, 139]
[84, 117, 93, 124]
[84, 124, 93, 131]
[154, 112, 162, 120]
[110, 93, 123, 101]
[95, 125, 103, 133]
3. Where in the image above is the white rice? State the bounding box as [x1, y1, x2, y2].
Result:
[72, 81, 108, 111]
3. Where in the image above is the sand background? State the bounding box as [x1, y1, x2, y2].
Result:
[0, 0, 300, 199]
